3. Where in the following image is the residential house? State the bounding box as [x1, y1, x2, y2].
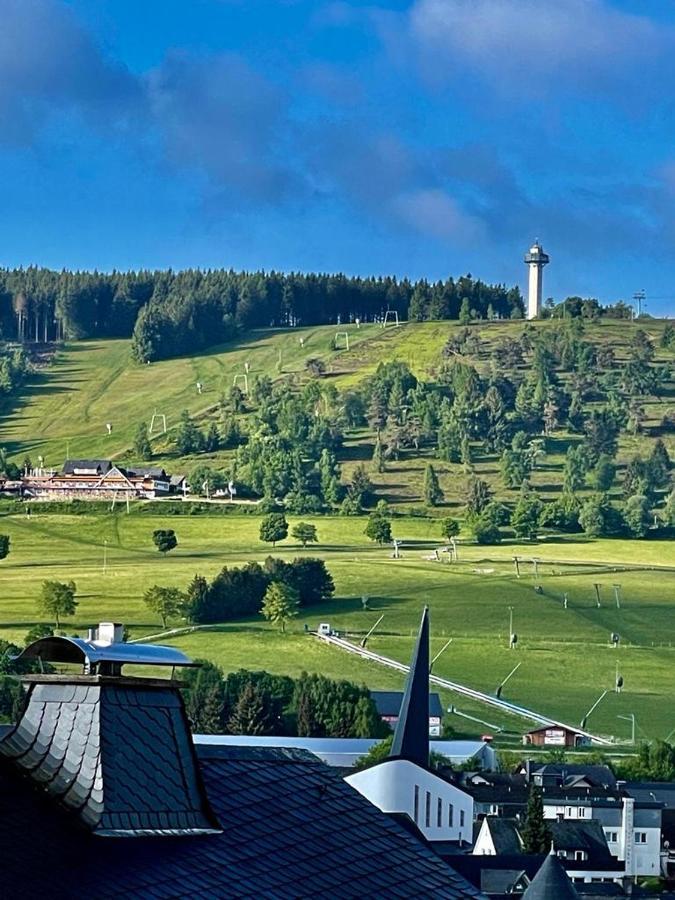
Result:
[370, 689, 444, 736]
[523, 725, 591, 748]
[473, 816, 625, 886]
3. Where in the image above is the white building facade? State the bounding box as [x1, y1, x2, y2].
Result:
[346, 758, 474, 845]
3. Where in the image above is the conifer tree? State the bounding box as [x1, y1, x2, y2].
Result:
[227, 682, 271, 735]
[371, 435, 385, 473]
[424, 463, 443, 506]
[133, 421, 152, 459]
[521, 787, 552, 854]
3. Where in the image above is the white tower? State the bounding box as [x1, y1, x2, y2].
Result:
[524, 240, 550, 319]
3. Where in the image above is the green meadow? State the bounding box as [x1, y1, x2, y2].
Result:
[0, 510, 673, 743]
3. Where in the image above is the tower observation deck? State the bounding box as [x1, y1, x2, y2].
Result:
[524, 241, 550, 319]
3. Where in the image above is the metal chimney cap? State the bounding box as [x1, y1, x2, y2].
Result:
[16, 635, 197, 669]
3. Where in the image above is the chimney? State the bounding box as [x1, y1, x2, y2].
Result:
[95, 622, 125, 644]
[0, 631, 219, 837]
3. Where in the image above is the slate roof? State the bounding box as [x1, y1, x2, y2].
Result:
[450, 854, 546, 891]
[480, 868, 529, 895]
[0, 742, 484, 899]
[624, 780, 675, 808]
[371, 690, 444, 719]
[482, 816, 522, 854]
[458, 773, 529, 807]
[478, 817, 614, 869]
[521, 852, 580, 899]
[62, 459, 112, 475]
[528, 764, 617, 790]
[550, 819, 613, 865]
[0, 678, 217, 835]
[126, 466, 168, 479]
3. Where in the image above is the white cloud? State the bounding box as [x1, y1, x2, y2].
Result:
[408, 0, 666, 92]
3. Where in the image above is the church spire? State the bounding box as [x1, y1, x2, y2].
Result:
[390, 606, 430, 768]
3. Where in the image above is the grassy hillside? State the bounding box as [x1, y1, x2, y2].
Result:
[2, 318, 674, 511]
[0, 510, 673, 742]
[0, 324, 387, 466]
[1, 318, 674, 744]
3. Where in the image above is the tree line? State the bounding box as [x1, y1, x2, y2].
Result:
[144, 556, 335, 627]
[180, 663, 390, 739]
[0, 266, 524, 361]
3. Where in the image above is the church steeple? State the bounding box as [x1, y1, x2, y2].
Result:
[389, 606, 430, 769]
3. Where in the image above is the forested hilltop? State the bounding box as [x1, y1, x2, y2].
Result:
[0, 266, 525, 361]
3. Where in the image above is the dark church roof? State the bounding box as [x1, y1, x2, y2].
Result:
[390, 606, 430, 768]
[0, 741, 482, 898]
[522, 851, 580, 899]
[371, 690, 443, 719]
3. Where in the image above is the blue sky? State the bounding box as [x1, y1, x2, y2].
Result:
[2, 0, 675, 313]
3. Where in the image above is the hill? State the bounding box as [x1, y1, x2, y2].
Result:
[1, 317, 674, 745]
[1, 317, 674, 513]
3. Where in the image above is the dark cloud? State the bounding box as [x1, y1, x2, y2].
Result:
[307, 123, 487, 243]
[146, 51, 298, 204]
[0, 0, 141, 144]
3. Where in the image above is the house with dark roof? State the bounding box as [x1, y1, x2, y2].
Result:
[22, 459, 183, 501]
[346, 608, 475, 848]
[459, 762, 663, 881]
[0, 622, 484, 899]
[455, 771, 530, 819]
[518, 762, 617, 791]
[370, 689, 444, 736]
[623, 780, 675, 877]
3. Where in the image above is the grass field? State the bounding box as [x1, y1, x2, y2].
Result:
[0, 509, 673, 743]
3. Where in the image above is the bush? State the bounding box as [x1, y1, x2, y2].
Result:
[473, 518, 502, 545]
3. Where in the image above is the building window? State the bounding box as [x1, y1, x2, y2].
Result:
[635, 832, 647, 844]
[605, 831, 618, 843]
[574, 851, 585, 861]
[489, 804, 499, 815]
[460, 810, 465, 828]
[425, 791, 431, 828]
[566, 807, 573, 818]
[578, 807, 587, 818]
[448, 803, 454, 828]
[437, 797, 443, 828]
[413, 786, 419, 824]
